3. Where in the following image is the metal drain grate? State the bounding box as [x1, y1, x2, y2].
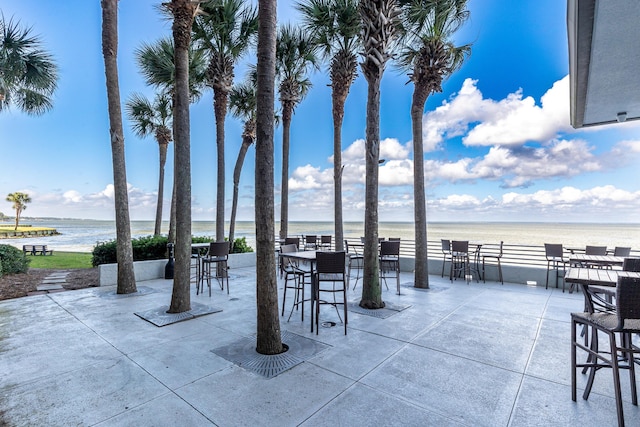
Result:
[212, 330, 330, 378]
[134, 302, 223, 327]
[96, 286, 158, 299]
[347, 301, 411, 319]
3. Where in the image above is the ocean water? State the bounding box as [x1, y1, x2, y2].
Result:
[1, 219, 639, 253]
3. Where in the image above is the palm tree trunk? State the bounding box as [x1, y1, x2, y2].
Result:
[168, 0, 194, 313]
[255, 0, 283, 355]
[229, 136, 253, 251]
[214, 89, 227, 242]
[360, 77, 383, 309]
[155, 142, 168, 236]
[101, 0, 136, 295]
[412, 83, 429, 288]
[333, 94, 346, 252]
[279, 105, 292, 239]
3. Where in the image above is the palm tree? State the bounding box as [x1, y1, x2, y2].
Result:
[101, 0, 136, 295]
[166, 0, 199, 313]
[134, 37, 207, 244]
[358, 0, 400, 309]
[5, 192, 31, 230]
[297, 0, 361, 252]
[255, 0, 284, 355]
[126, 93, 173, 236]
[228, 77, 257, 251]
[192, 0, 258, 243]
[397, 0, 471, 289]
[275, 24, 319, 239]
[0, 14, 58, 115]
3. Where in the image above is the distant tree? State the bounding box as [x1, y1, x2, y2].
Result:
[5, 192, 31, 230]
[397, 0, 471, 289]
[297, 0, 361, 252]
[359, 0, 400, 309]
[101, 0, 137, 295]
[126, 92, 173, 236]
[0, 14, 58, 115]
[275, 24, 319, 239]
[255, 0, 283, 355]
[134, 37, 207, 243]
[193, 0, 258, 243]
[228, 76, 257, 250]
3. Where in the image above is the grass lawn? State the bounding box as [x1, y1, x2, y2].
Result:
[27, 251, 93, 269]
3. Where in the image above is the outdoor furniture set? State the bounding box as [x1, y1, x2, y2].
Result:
[441, 240, 504, 285]
[22, 244, 53, 256]
[190, 241, 230, 297]
[566, 257, 640, 426]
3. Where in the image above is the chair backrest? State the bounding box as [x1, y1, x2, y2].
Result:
[614, 246, 632, 257]
[615, 276, 640, 330]
[380, 240, 400, 257]
[284, 237, 300, 249]
[305, 235, 317, 244]
[544, 243, 563, 258]
[208, 241, 229, 258]
[316, 251, 346, 274]
[441, 239, 451, 253]
[321, 235, 332, 244]
[451, 240, 469, 254]
[280, 243, 297, 254]
[623, 257, 640, 272]
[585, 245, 607, 255]
[388, 237, 401, 241]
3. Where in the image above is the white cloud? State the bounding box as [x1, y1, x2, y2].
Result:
[423, 76, 573, 149]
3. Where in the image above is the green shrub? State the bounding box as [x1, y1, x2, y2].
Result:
[231, 237, 253, 253]
[91, 235, 253, 266]
[0, 244, 30, 275]
[92, 235, 170, 266]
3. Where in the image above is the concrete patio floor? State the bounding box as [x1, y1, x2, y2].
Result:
[1, 267, 639, 426]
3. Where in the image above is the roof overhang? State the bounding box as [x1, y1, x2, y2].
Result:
[567, 0, 640, 128]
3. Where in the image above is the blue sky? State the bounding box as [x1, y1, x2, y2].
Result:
[1, 0, 640, 224]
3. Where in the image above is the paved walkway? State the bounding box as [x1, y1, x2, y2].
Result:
[1, 268, 638, 426]
[25, 270, 70, 296]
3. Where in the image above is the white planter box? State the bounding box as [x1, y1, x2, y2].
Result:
[98, 252, 256, 286]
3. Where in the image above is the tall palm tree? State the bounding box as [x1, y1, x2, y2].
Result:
[101, 0, 136, 295]
[275, 24, 319, 240]
[358, 0, 400, 309]
[228, 77, 257, 251]
[126, 92, 173, 236]
[5, 192, 31, 230]
[192, 0, 258, 243]
[296, 0, 361, 252]
[134, 37, 207, 244]
[166, 0, 199, 314]
[397, 0, 471, 289]
[0, 14, 58, 115]
[255, 0, 283, 355]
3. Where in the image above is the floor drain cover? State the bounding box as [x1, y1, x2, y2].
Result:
[212, 330, 330, 378]
[321, 321, 336, 328]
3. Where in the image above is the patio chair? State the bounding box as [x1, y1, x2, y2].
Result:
[450, 240, 473, 284]
[320, 235, 332, 251]
[201, 241, 230, 296]
[313, 251, 347, 335]
[304, 235, 317, 250]
[545, 243, 568, 292]
[571, 276, 640, 427]
[379, 240, 400, 294]
[482, 241, 504, 284]
[614, 247, 632, 257]
[284, 237, 300, 249]
[585, 245, 607, 255]
[345, 240, 363, 290]
[623, 258, 640, 272]
[441, 239, 452, 278]
[280, 244, 310, 321]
